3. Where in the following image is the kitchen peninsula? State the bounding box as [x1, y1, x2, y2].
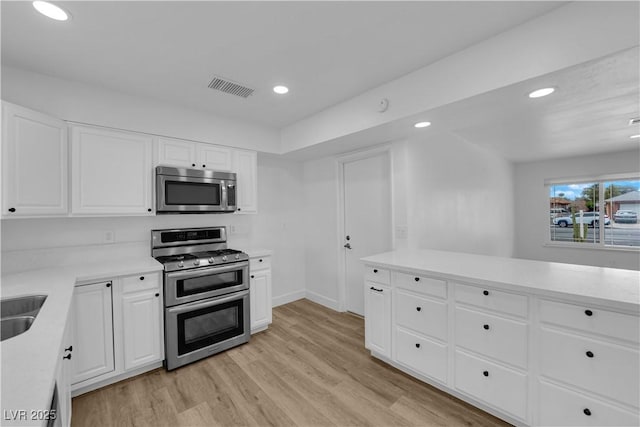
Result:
[362, 249, 640, 426]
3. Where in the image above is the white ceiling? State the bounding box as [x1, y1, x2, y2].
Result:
[1, 1, 565, 129]
[432, 46, 640, 162]
[285, 47, 640, 162]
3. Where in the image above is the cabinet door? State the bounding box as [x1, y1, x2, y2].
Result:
[54, 308, 74, 427]
[232, 149, 258, 213]
[197, 144, 232, 171]
[364, 282, 391, 358]
[71, 125, 153, 215]
[250, 270, 272, 332]
[122, 289, 163, 370]
[72, 282, 115, 385]
[157, 137, 197, 168]
[2, 102, 68, 217]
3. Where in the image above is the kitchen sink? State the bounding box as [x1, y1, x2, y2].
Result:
[1, 295, 47, 317]
[0, 295, 47, 341]
[1, 316, 36, 341]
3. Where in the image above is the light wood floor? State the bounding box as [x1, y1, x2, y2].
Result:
[71, 299, 510, 426]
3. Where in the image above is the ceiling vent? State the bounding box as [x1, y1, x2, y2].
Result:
[629, 117, 640, 126]
[207, 76, 254, 98]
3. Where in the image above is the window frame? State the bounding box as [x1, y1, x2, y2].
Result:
[545, 173, 640, 251]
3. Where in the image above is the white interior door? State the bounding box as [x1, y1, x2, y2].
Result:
[343, 152, 392, 316]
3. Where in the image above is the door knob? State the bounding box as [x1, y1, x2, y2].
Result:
[343, 243, 352, 249]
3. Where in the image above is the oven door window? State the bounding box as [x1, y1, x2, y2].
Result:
[165, 181, 221, 206]
[177, 270, 243, 298]
[177, 299, 244, 355]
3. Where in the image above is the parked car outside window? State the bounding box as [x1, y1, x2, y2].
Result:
[613, 210, 638, 224]
[552, 212, 611, 228]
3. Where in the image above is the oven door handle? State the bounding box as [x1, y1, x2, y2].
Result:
[166, 290, 249, 314]
[165, 262, 248, 280]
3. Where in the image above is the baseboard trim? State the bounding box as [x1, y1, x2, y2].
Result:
[305, 291, 340, 311]
[272, 290, 306, 307]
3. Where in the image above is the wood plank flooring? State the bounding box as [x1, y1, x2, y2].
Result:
[71, 299, 510, 426]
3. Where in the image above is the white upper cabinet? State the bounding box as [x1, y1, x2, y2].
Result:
[156, 137, 197, 168]
[2, 102, 68, 217]
[197, 144, 232, 171]
[232, 149, 258, 213]
[71, 125, 153, 215]
[157, 137, 232, 171]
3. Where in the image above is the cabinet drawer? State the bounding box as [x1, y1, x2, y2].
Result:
[249, 256, 271, 272]
[396, 327, 447, 383]
[365, 266, 390, 285]
[539, 327, 639, 408]
[539, 299, 639, 344]
[123, 272, 160, 293]
[538, 380, 639, 426]
[455, 283, 527, 318]
[455, 307, 528, 369]
[393, 272, 446, 299]
[454, 350, 528, 421]
[396, 291, 447, 341]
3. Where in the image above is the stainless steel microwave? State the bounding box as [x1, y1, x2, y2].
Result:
[156, 166, 237, 213]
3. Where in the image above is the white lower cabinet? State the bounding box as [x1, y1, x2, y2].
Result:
[71, 271, 163, 394]
[249, 254, 272, 333]
[454, 306, 528, 369]
[122, 289, 163, 370]
[363, 263, 640, 426]
[54, 307, 74, 427]
[455, 350, 528, 420]
[364, 282, 391, 358]
[71, 281, 115, 385]
[395, 327, 447, 383]
[538, 380, 640, 426]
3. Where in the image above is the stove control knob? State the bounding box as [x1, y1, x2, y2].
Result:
[222, 256, 228, 261]
[208, 257, 214, 264]
[193, 259, 200, 266]
[235, 254, 240, 260]
[177, 261, 184, 268]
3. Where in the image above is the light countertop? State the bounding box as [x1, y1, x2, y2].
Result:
[362, 249, 640, 312]
[1, 257, 163, 426]
[243, 248, 273, 258]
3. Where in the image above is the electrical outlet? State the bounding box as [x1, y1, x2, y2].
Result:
[395, 225, 408, 239]
[103, 230, 115, 244]
[229, 225, 237, 234]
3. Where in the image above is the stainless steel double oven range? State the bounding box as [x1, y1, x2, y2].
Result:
[152, 226, 250, 370]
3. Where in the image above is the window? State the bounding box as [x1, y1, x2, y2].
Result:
[548, 176, 640, 248]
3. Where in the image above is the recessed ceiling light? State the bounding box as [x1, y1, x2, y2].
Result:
[528, 87, 555, 98]
[273, 85, 289, 95]
[33, 1, 69, 21]
[414, 121, 431, 128]
[630, 134, 640, 139]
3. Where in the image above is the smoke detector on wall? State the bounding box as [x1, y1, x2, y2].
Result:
[378, 98, 389, 113]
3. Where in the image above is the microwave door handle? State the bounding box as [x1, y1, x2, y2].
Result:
[221, 180, 228, 209]
[165, 263, 248, 281]
[167, 290, 249, 315]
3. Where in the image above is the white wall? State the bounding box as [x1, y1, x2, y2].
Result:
[282, 1, 640, 153]
[1, 154, 306, 305]
[302, 157, 341, 309]
[401, 134, 514, 256]
[1, 66, 280, 153]
[302, 134, 515, 308]
[514, 149, 640, 270]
